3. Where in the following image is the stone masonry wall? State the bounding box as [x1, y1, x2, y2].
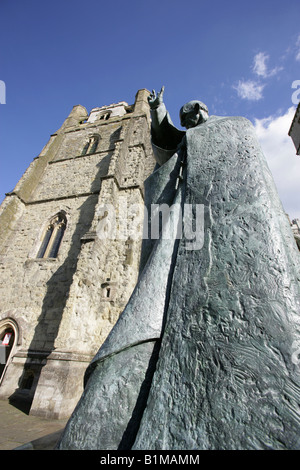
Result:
[0, 195, 99, 351]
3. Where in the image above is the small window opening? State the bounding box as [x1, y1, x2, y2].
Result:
[99, 112, 111, 121]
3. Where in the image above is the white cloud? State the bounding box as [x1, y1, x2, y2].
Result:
[253, 52, 269, 77]
[234, 80, 265, 101]
[254, 107, 300, 219]
[234, 52, 284, 102]
[253, 52, 283, 78]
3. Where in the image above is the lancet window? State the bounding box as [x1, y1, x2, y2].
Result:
[81, 135, 100, 156]
[37, 213, 67, 259]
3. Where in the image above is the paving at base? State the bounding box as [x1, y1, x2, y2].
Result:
[0, 399, 68, 450]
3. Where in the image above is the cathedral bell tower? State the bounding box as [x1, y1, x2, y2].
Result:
[0, 89, 155, 419]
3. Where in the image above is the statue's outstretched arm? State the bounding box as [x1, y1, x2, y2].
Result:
[148, 86, 185, 152]
[148, 86, 167, 130]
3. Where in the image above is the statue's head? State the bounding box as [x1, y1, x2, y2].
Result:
[179, 100, 209, 129]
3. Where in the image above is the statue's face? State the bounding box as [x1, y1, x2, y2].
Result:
[180, 107, 200, 129]
[180, 101, 208, 129]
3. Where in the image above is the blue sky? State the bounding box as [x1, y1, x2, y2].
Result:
[1, 0, 300, 217]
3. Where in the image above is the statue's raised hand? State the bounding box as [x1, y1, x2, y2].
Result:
[148, 86, 165, 109]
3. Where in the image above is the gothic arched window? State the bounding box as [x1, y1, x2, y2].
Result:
[37, 213, 67, 259]
[0, 318, 19, 385]
[81, 135, 100, 156]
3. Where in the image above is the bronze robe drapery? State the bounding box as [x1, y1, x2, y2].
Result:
[58, 114, 300, 450]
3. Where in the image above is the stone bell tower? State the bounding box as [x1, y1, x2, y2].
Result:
[0, 89, 155, 419]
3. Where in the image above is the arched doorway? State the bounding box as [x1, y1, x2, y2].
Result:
[0, 319, 19, 385]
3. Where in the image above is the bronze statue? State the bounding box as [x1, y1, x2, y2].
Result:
[58, 87, 300, 450]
